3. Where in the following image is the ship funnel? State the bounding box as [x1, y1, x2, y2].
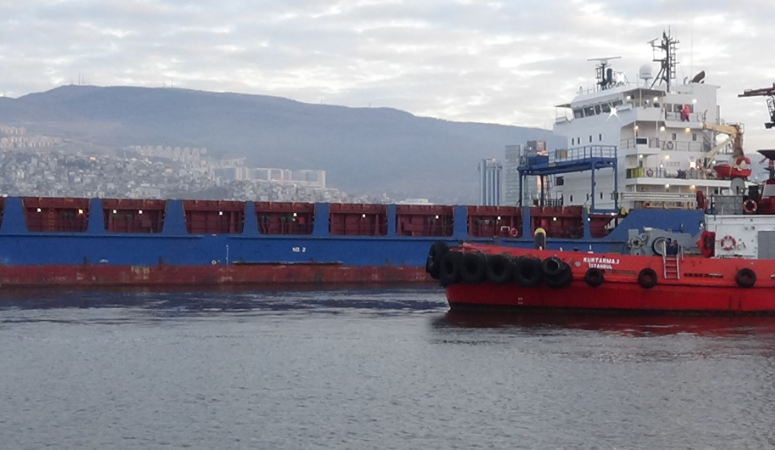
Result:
[690, 70, 706, 84]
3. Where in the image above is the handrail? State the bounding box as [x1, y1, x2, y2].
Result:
[662, 246, 681, 279]
[626, 167, 711, 180]
[619, 192, 697, 202]
[548, 145, 618, 163]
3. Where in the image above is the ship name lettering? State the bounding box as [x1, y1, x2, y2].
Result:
[583, 257, 619, 266]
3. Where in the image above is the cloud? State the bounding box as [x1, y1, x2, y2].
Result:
[1, 0, 774, 148]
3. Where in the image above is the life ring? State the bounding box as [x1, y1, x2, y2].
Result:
[509, 227, 519, 238]
[638, 268, 658, 289]
[646, 168, 654, 177]
[514, 256, 543, 288]
[720, 235, 736, 251]
[439, 251, 463, 286]
[485, 254, 514, 284]
[735, 268, 756, 288]
[460, 252, 487, 284]
[584, 268, 605, 288]
[541, 256, 566, 277]
[666, 141, 674, 150]
[743, 199, 758, 214]
[425, 241, 449, 279]
[211, 259, 218, 265]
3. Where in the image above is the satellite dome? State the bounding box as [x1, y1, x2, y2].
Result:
[639, 64, 653, 80]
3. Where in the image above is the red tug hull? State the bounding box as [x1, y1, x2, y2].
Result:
[441, 244, 775, 314]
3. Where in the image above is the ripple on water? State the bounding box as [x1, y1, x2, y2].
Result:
[0, 287, 774, 450]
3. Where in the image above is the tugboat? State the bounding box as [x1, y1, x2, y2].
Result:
[426, 155, 775, 314]
[424, 32, 775, 314]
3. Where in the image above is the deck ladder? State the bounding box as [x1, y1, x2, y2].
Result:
[662, 251, 681, 280]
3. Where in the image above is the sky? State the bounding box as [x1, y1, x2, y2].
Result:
[1, 0, 774, 150]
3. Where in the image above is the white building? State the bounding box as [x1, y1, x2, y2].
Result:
[478, 158, 503, 206]
[503, 145, 521, 206]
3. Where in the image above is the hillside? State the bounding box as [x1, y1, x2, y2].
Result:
[0, 85, 563, 203]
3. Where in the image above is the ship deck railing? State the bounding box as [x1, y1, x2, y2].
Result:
[619, 192, 698, 204]
[518, 145, 618, 176]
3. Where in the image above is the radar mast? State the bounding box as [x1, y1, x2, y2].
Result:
[649, 30, 679, 92]
[587, 56, 621, 91]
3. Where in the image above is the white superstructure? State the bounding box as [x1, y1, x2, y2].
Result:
[551, 32, 744, 211]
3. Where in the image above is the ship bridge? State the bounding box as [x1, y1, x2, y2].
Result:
[518, 145, 619, 214]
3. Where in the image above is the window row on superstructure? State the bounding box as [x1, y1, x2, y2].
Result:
[572, 99, 623, 119]
[571, 134, 604, 145]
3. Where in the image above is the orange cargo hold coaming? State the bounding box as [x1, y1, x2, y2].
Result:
[466, 206, 521, 238]
[23, 197, 89, 232]
[182, 200, 244, 234]
[396, 205, 453, 237]
[102, 198, 166, 233]
[255, 202, 314, 235]
[329, 203, 387, 236]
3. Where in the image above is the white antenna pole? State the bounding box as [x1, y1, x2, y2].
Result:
[690, 0, 695, 76]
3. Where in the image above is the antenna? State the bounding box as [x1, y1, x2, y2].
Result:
[690, 1, 694, 76]
[587, 56, 621, 91]
[650, 29, 679, 92]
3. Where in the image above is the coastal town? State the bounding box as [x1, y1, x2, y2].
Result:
[0, 125, 383, 203]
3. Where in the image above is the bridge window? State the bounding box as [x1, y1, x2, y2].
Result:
[584, 106, 595, 116]
[573, 108, 583, 119]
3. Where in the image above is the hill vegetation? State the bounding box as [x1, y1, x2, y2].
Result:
[0, 85, 563, 203]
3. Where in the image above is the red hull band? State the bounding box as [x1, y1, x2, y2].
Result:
[446, 280, 775, 314]
[442, 244, 775, 314]
[0, 264, 433, 287]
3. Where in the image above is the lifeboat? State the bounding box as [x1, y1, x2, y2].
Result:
[712, 163, 752, 179]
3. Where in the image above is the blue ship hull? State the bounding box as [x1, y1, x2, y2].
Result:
[0, 197, 703, 286]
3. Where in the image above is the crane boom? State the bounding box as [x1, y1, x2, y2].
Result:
[698, 123, 744, 174]
[739, 84, 775, 129]
[739, 84, 775, 98]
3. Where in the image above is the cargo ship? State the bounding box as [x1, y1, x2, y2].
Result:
[0, 30, 758, 288]
[0, 196, 703, 287]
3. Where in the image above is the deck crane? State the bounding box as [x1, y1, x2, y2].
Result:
[698, 122, 744, 178]
[739, 84, 775, 179]
[739, 83, 775, 129]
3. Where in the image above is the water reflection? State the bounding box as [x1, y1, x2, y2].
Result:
[435, 310, 775, 338]
[0, 285, 445, 313]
